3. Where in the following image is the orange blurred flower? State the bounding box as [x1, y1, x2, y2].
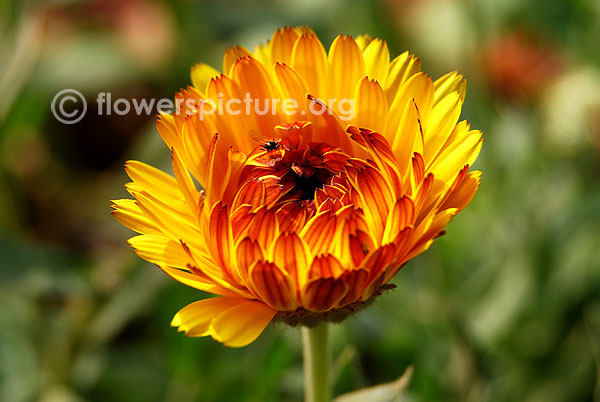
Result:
[482, 31, 562, 101]
[112, 27, 482, 347]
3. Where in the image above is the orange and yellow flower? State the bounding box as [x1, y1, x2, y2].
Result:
[112, 27, 482, 347]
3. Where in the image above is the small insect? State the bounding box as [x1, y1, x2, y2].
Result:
[260, 139, 282, 152]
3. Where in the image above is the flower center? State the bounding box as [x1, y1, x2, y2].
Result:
[238, 125, 351, 230]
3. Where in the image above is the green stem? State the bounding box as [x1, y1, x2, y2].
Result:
[302, 323, 331, 402]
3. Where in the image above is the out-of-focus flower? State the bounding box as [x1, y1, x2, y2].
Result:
[482, 32, 562, 101]
[541, 66, 600, 154]
[112, 27, 482, 347]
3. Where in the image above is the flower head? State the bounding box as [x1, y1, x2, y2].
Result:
[112, 27, 482, 347]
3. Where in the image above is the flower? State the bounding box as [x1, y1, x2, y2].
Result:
[482, 31, 562, 101]
[112, 26, 482, 347]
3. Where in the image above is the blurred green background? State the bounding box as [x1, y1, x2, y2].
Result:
[1, 0, 600, 401]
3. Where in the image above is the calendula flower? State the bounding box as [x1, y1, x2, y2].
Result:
[112, 26, 482, 347]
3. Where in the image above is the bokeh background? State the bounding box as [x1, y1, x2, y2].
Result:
[1, 0, 600, 401]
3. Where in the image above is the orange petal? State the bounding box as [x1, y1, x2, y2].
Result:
[270, 27, 301, 66]
[346, 126, 401, 196]
[307, 254, 345, 281]
[381, 197, 416, 244]
[354, 78, 389, 135]
[230, 57, 282, 136]
[292, 33, 328, 96]
[276, 201, 309, 233]
[273, 62, 310, 119]
[249, 261, 297, 310]
[300, 210, 338, 256]
[272, 232, 311, 290]
[306, 95, 355, 154]
[338, 268, 369, 306]
[246, 207, 279, 251]
[205, 74, 256, 153]
[301, 277, 349, 312]
[353, 165, 394, 241]
[208, 202, 240, 284]
[235, 237, 264, 285]
[440, 170, 481, 212]
[233, 175, 282, 211]
[223, 45, 252, 75]
[360, 244, 397, 300]
[327, 35, 365, 101]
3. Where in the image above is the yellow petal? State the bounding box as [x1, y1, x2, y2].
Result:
[128, 235, 190, 269]
[384, 51, 421, 102]
[428, 130, 482, 194]
[209, 299, 276, 347]
[125, 160, 180, 200]
[173, 297, 275, 347]
[190, 62, 220, 94]
[252, 41, 271, 67]
[423, 91, 463, 164]
[111, 199, 161, 235]
[172, 297, 242, 335]
[387, 72, 434, 140]
[156, 113, 181, 151]
[133, 190, 201, 243]
[354, 34, 374, 51]
[362, 38, 389, 85]
[433, 71, 466, 105]
[171, 148, 200, 220]
[161, 265, 246, 298]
